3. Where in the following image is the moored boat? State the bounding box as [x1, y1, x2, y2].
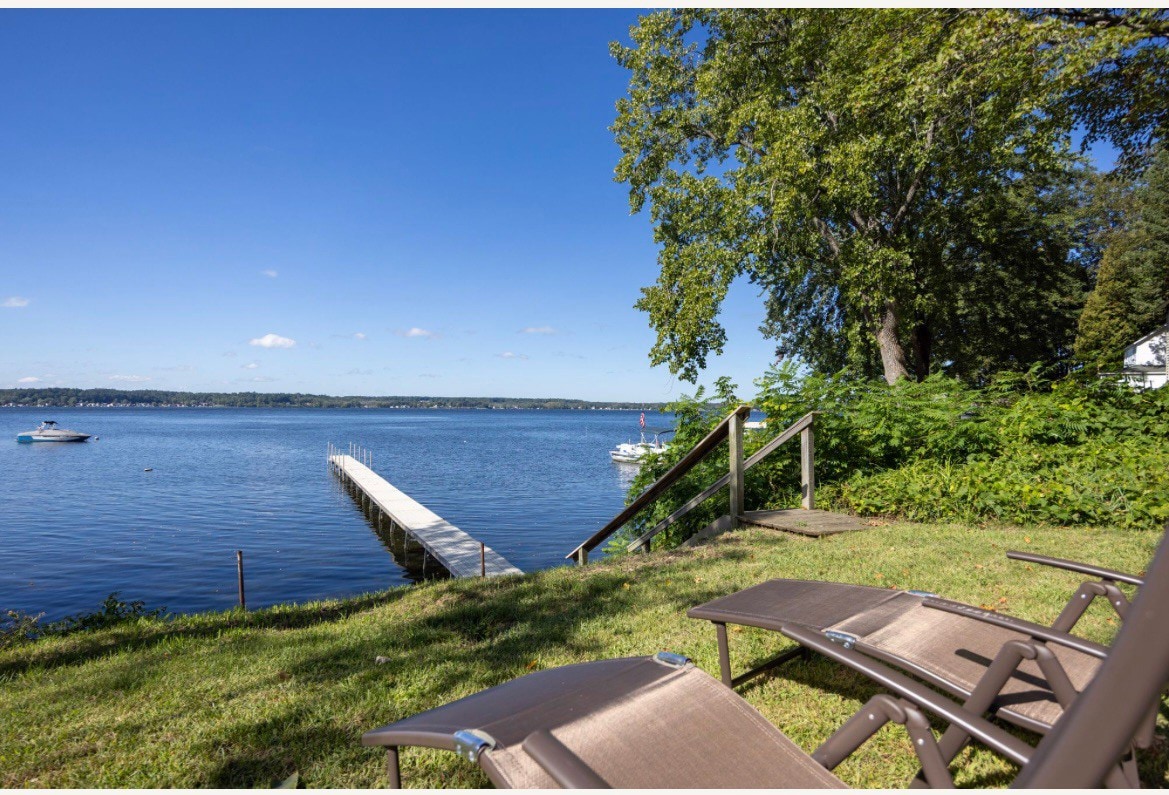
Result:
[609, 427, 672, 464]
[16, 420, 92, 443]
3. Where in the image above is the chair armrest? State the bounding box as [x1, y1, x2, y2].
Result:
[523, 730, 611, 788]
[1006, 551, 1144, 587]
[921, 598, 1109, 660]
[780, 624, 1034, 766]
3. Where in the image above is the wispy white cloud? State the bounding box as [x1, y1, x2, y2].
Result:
[222, 351, 238, 358]
[396, 327, 436, 339]
[419, 373, 442, 379]
[154, 364, 196, 372]
[237, 376, 277, 383]
[261, 269, 278, 278]
[16, 376, 40, 383]
[520, 326, 557, 335]
[242, 362, 260, 370]
[353, 332, 366, 340]
[249, 333, 296, 349]
[345, 368, 373, 376]
[109, 375, 151, 383]
[497, 352, 529, 361]
[3, 296, 30, 308]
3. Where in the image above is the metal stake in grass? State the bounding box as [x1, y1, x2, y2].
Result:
[236, 550, 246, 610]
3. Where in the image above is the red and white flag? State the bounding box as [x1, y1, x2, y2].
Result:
[639, 412, 646, 429]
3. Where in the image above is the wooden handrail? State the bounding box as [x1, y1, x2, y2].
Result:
[625, 412, 817, 552]
[566, 405, 752, 562]
[744, 411, 815, 470]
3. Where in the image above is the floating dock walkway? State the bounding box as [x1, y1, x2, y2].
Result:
[328, 444, 522, 578]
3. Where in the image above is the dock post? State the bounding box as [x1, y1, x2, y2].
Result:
[236, 550, 246, 610]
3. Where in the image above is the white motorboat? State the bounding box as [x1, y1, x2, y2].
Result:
[16, 420, 92, 443]
[609, 429, 671, 464]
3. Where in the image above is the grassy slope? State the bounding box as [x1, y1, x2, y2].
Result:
[1, 522, 1164, 788]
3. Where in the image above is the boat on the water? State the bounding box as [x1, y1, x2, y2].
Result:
[609, 429, 672, 464]
[16, 420, 92, 443]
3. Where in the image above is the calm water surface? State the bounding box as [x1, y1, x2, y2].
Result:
[1, 408, 656, 621]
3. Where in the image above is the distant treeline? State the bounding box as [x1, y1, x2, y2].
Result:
[0, 388, 664, 411]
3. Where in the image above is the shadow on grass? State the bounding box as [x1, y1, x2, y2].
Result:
[203, 715, 357, 788]
[0, 589, 413, 678]
[133, 567, 678, 786]
[172, 549, 759, 786]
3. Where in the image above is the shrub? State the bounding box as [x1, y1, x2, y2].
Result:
[1, 593, 169, 647]
[50, 592, 167, 633]
[1, 610, 45, 649]
[615, 366, 1169, 551]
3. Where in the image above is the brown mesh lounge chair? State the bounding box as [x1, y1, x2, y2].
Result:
[362, 536, 1169, 788]
[686, 550, 1144, 741]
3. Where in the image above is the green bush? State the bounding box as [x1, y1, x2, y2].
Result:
[616, 366, 1169, 551]
[1, 593, 169, 647]
[51, 592, 167, 633]
[1, 610, 44, 650]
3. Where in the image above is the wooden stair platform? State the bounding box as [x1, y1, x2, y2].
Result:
[740, 509, 870, 537]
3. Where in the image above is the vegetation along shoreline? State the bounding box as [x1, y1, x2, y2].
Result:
[0, 388, 667, 411]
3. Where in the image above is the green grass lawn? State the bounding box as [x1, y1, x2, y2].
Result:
[1, 521, 1164, 788]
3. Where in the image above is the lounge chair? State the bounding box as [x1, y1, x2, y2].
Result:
[361, 537, 1169, 787]
[687, 550, 1143, 737]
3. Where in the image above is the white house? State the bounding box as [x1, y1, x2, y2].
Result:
[1117, 322, 1168, 389]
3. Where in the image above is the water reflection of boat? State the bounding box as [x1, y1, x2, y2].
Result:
[609, 429, 672, 464]
[16, 420, 92, 443]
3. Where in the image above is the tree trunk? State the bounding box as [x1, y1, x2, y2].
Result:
[875, 302, 911, 384]
[910, 322, 931, 381]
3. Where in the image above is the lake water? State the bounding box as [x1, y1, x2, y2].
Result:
[1, 408, 657, 622]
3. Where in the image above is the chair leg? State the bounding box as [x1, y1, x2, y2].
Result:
[814, 694, 954, 789]
[385, 747, 401, 788]
[715, 622, 733, 687]
[711, 621, 805, 688]
[930, 640, 1038, 766]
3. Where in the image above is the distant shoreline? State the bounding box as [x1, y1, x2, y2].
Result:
[0, 388, 667, 411]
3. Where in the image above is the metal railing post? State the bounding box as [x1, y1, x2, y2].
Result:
[801, 421, 815, 510]
[728, 412, 744, 527]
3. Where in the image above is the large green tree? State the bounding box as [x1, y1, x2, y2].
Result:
[1041, 9, 1169, 170]
[1077, 145, 1169, 368]
[612, 9, 1163, 383]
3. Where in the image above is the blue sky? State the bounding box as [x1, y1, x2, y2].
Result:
[0, 9, 779, 403]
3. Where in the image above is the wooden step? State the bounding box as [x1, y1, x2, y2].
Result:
[740, 509, 870, 538]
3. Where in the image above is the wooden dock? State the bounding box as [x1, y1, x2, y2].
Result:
[328, 448, 521, 579]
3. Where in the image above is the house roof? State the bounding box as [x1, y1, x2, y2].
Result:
[1128, 322, 1169, 349]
